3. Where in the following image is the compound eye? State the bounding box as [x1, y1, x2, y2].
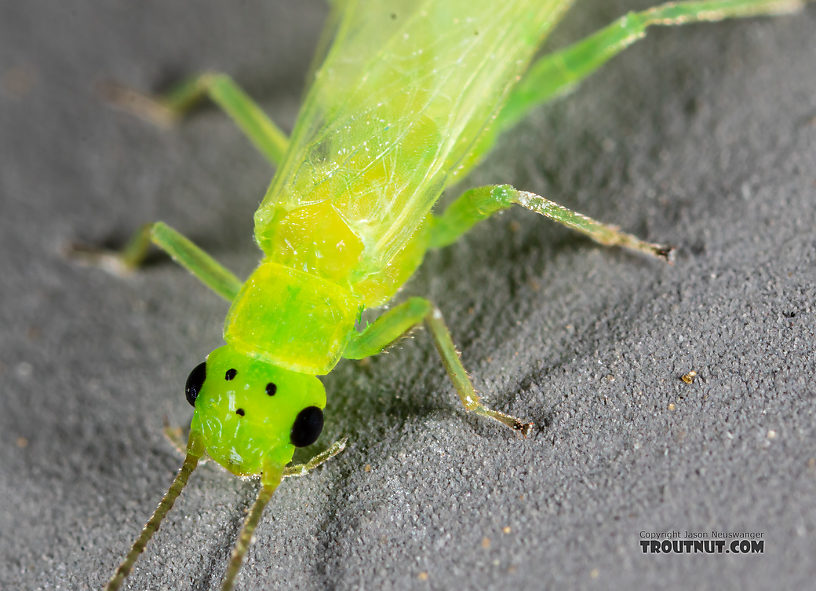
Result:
[290, 406, 323, 447]
[185, 361, 206, 407]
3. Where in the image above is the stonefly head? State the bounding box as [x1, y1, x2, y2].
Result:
[185, 344, 327, 476]
[105, 344, 330, 591]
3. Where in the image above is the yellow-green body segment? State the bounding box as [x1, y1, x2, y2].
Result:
[230, 0, 571, 377]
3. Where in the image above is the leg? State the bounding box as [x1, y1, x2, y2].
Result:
[69, 221, 242, 301]
[162, 419, 214, 464]
[162, 421, 188, 457]
[283, 437, 348, 478]
[497, 0, 806, 133]
[100, 72, 288, 166]
[430, 184, 672, 261]
[344, 298, 533, 435]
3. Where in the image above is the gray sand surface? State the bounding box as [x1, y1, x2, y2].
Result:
[1, 1, 814, 589]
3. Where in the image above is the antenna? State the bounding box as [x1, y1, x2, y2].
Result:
[220, 464, 283, 591]
[105, 432, 205, 591]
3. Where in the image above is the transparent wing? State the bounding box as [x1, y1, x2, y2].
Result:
[301, 0, 353, 98]
[255, 0, 571, 293]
